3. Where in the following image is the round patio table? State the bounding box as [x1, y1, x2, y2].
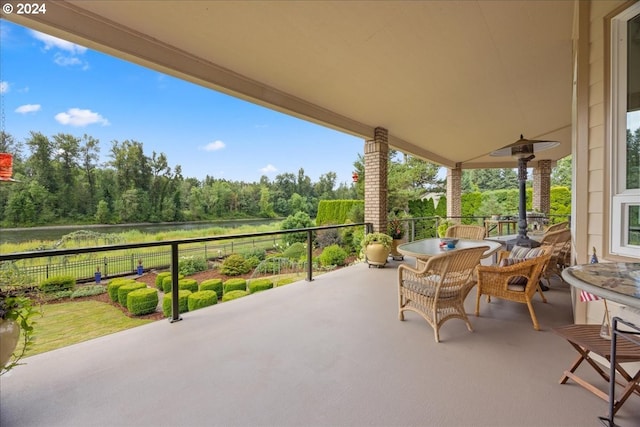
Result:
[397, 238, 502, 262]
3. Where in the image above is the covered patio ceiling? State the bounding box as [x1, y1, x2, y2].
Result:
[4, 0, 575, 169]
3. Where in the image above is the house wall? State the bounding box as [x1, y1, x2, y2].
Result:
[574, 0, 632, 324]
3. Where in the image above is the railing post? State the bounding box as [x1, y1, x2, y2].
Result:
[306, 230, 313, 282]
[170, 242, 182, 323]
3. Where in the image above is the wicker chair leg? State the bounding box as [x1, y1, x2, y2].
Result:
[526, 300, 540, 330]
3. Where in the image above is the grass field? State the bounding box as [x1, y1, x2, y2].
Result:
[24, 301, 153, 357]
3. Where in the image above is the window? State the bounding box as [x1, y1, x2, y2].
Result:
[610, 3, 640, 258]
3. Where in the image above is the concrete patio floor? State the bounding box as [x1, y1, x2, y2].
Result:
[1, 258, 639, 427]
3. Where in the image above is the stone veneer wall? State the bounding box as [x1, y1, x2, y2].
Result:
[533, 160, 552, 215]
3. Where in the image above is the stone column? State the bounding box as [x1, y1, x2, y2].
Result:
[364, 127, 388, 233]
[533, 160, 552, 215]
[446, 165, 462, 223]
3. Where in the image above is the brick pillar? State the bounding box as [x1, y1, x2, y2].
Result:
[364, 127, 388, 233]
[533, 160, 552, 215]
[446, 165, 462, 223]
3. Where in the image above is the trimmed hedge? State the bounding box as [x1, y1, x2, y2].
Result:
[118, 282, 147, 306]
[248, 278, 273, 294]
[161, 274, 185, 293]
[316, 200, 364, 225]
[178, 278, 199, 293]
[155, 272, 171, 290]
[162, 290, 192, 317]
[127, 288, 159, 316]
[187, 290, 218, 311]
[200, 278, 223, 299]
[107, 278, 137, 302]
[39, 275, 76, 293]
[275, 278, 295, 287]
[223, 278, 246, 293]
[221, 290, 249, 302]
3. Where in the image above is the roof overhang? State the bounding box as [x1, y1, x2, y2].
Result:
[2, 0, 575, 168]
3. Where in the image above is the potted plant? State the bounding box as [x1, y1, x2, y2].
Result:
[387, 217, 405, 260]
[1, 289, 38, 375]
[362, 232, 393, 268]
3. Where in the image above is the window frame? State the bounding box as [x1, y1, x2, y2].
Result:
[609, 2, 640, 258]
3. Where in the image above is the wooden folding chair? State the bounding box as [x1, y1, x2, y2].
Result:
[553, 324, 640, 415]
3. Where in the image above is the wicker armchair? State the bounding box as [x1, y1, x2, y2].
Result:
[445, 225, 486, 240]
[545, 221, 569, 233]
[475, 251, 552, 331]
[538, 228, 571, 286]
[398, 246, 488, 342]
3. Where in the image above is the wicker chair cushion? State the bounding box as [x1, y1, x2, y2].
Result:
[401, 274, 466, 299]
[500, 255, 530, 287]
[509, 246, 547, 259]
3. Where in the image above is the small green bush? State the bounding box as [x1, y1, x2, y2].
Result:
[282, 242, 306, 260]
[178, 256, 208, 276]
[127, 288, 159, 316]
[161, 274, 185, 293]
[319, 244, 348, 267]
[220, 254, 251, 276]
[244, 256, 261, 270]
[221, 290, 249, 302]
[241, 248, 266, 261]
[107, 278, 136, 302]
[162, 290, 192, 317]
[155, 272, 171, 290]
[248, 279, 273, 294]
[200, 278, 223, 299]
[187, 290, 218, 311]
[39, 275, 76, 293]
[223, 278, 246, 293]
[71, 285, 106, 298]
[178, 278, 199, 293]
[118, 282, 147, 306]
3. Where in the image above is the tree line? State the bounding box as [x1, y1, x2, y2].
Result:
[0, 131, 574, 228]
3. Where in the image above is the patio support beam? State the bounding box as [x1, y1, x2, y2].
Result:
[364, 127, 388, 233]
[533, 160, 552, 215]
[446, 164, 462, 223]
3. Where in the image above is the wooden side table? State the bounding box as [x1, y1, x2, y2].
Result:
[552, 324, 640, 416]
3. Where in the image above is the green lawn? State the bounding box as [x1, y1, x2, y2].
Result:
[24, 301, 153, 357]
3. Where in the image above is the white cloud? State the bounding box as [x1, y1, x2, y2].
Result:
[54, 54, 83, 67]
[31, 30, 87, 54]
[0, 81, 8, 94]
[55, 108, 110, 127]
[30, 30, 89, 69]
[15, 104, 41, 114]
[202, 140, 225, 151]
[260, 164, 278, 174]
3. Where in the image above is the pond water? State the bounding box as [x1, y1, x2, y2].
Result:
[0, 219, 280, 244]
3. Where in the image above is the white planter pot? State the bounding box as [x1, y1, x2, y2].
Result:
[0, 319, 20, 370]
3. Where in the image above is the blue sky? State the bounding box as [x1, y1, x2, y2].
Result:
[0, 20, 364, 185]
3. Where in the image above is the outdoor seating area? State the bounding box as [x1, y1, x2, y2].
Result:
[2, 259, 639, 426]
[398, 246, 488, 342]
[475, 248, 552, 331]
